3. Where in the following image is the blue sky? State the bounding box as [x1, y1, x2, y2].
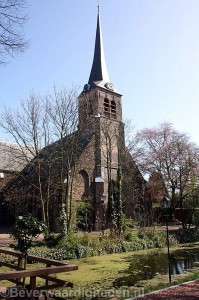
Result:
[1, 0, 199, 144]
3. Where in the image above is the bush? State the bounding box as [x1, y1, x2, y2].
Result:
[124, 232, 137, 242]
[44, 233, 62, 247]
[145, 229, 166, 248]
[124, 218, 135, 229]
[192, 210, 199, 227]
[174, 228, 199, 243]
[125, 229, 168, 249]
[12, 214, 46, 255]
[28, 228, 178, 261]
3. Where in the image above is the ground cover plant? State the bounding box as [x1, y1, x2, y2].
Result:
[28, 228, 177, 261]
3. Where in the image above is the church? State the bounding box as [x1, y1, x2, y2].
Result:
[75, 9, 146, 230]
[0, 9, 148, 231]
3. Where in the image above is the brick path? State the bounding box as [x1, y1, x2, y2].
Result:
[139, 280, 199, 300]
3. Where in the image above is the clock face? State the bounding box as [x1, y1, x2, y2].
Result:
[105, 82, 114, 91]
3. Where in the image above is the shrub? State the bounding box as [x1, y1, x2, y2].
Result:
[11, 214, 46, 271]
[12, 215, 46, 255]
[124, 218, 135, 229]
[124, 232, 137, 242]
[174, 228, 199, 243]
[192, 210, 199, 228]
[145, 229, 166, 248]
[28, 228, 178, 261]
[44, 233, 62, 247]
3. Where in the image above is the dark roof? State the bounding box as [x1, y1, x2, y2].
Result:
[2, 131, 95, 193]
[0, 141, 33, 172]
[22, 131, 95, 179]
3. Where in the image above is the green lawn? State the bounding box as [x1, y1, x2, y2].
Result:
[60, 252, 131, 290]
[1, 243, 199, 299]
[57, 243, 199, 297]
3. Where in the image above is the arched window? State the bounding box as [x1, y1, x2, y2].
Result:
[104, 98, 110, 117]
[79, 170, 89, 199]
[88, 102, 93, 117]
[111, 100, 116, 119]
[83, 100, 93, 118]
[81, 101, 88, 121]
[103, 99, 116, 119]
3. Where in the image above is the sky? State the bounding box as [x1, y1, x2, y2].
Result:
[1, 0, 199, 144]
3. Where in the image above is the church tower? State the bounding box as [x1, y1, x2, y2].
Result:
[78, 8, 124, 230]
[79, 9, 122, 132]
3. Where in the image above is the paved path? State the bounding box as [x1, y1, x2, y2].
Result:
[0, 232, 43, 245]
[0, 233, 12, 245]
[139, 280, 199, 300]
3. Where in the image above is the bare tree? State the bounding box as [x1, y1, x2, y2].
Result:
[0, 0, 28, 64]
[132, 122, 199, 227]
[0, 93, 54, 230]
[0, 87, 80, 234]
[47, 87, 80, 236]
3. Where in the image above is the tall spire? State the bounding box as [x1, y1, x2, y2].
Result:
[88, 8, 110, 85]
[97, 0, 100, 14]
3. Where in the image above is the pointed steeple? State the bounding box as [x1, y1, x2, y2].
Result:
[82, 7, 121, 95]
[88, 10, 110, 85]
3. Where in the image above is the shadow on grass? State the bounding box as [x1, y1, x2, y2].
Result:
[113, 251, 167, 287]
[114, 246, 199, 288]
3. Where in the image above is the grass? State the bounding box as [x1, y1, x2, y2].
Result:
[53, 243, 199, 299]
[1, 242, 199, 299]
[58, 252, 131, 290]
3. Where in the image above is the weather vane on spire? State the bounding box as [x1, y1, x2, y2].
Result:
[97, 0, 100, 13]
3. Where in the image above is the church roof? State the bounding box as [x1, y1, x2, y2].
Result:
[21, 131, 95, 180]
[0, 141, 33, 172]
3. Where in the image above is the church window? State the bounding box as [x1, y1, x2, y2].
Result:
[88, 104, 93, 116]
[79, 170, 89, 198]
[111, 100, 116, 119]
[81, 102, 87, 120]
[104, 98, 110, 117]
[88, 100, 93, 117]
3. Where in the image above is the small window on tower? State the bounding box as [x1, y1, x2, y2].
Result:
[104, 98, 110, 117]
[81, 102, 87, 121]
[111, 100, 116, 119]
[88, 104, 93, 117]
